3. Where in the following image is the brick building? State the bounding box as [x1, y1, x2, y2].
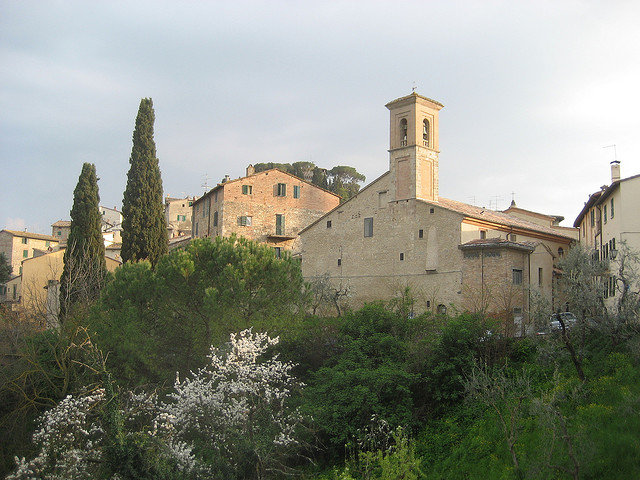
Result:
[300, 93, 576, 330]
[192, 166, 340, 256]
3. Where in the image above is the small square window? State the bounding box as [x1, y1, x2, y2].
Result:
[293, 185, 301, 198]
[21, 237, 28, 244]
[327, 220, 332, 228]
[419, 229, 424, 238]
[242, 185, 253, 195]
[57, 231, 62, 236]
[512, 268, 523, 285]
[238, 215, 252, 226]
[430, 207, 435, 214]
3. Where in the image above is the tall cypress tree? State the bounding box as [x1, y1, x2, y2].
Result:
[60, 163, 107, 317]
[121, 98, 168, 266]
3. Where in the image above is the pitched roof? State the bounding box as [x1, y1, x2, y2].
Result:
[51, 220, 71, 227]
[192, 168, 340, 206]
[459, 237, 537, 252]
[1, 230, 58, 242]
[422, 198, 575, 241]
[573, 173, 640, 227]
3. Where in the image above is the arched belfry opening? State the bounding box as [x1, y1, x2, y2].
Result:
[400, 118, 408, 146]
[385, 92, 443, 202]
[423, 119, 430, 147]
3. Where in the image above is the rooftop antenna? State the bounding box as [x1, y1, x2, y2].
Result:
[201, 173, 210, 193]
[603, 144, 617, 162]
[411, 81, 417, 93]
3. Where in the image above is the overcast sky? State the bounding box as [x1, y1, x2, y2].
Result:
[2, 0, 639, 234]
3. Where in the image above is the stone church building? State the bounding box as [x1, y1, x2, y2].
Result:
[300, 92, 577, 332]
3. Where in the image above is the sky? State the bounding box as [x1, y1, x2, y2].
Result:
[2, 0, 640, 234]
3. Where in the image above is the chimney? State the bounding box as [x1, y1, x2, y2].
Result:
[246, 164, 255, 177]
[223, 174, 230, 183]
[611, 160, 621, 183]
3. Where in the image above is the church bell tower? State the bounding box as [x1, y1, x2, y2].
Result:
[386, 92, 443, 202]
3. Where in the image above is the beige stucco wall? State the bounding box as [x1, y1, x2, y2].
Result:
[301, 174, 466, 313]
[20, 250, 120, 315]
[0, 231, 59, 276]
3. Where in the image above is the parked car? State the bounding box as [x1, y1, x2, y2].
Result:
[549, 312, 578, 331]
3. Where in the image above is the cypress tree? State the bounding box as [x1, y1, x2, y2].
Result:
[121, 98, 168, 266]
[59, 163, 107, 317]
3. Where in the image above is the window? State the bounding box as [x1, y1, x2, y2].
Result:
[509, 234, 517, 241]
[177, 215, 186, 221]
[188, 201, 193, 206]
[590, 210, 595, 227]
[242, 185, 252, 195]
[276, 183, 287, 196]
[195, 222, 199, 236]
[480, 230, 486, 239]
[430, 207, 435, 214]
[604, 205, 607, 224]
[327, 220, 332, 228]
[364, 217, 373, 237]
[419, 229, 424, 239]
[23, 249, 28, 258]
[274, 247, 281, 259]
[437, 304, 447, 315]
[293, 185, 301, 199]
[338, 258, 342, 266]
[538, 267, 543, 286]
[57, 231, 62, 236]
[238, 216, 252, 226]
[558, 247, 564, 258]
[512, 268, 523, 285]
[21, 237, 27, 244]
[423, 119, 430, 147]
[276, 214, 285, 235]
[400, 253, 404, 261]
[213, 211, 218, 227]
[400, 118, 407, 146]
[611, 198, 614, 218]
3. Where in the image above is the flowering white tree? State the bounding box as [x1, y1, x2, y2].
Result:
[162, 328, 304, 479]
[7, 390, 106, 479]
[7, 329, 305, 480]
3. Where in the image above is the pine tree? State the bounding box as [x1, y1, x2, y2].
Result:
[59, 163, 107, 317]
[121, 98, 168, 266]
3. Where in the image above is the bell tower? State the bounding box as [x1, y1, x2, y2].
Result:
[386, 92, 443, 202]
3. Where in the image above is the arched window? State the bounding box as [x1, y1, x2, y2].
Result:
[423, 119, 430, 147]
[558, 247, 564, 258]
[400, 118, 407, 146]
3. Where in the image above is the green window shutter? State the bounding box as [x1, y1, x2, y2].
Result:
[276, 214, 285, 235]
[293, 185, 300, 198]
